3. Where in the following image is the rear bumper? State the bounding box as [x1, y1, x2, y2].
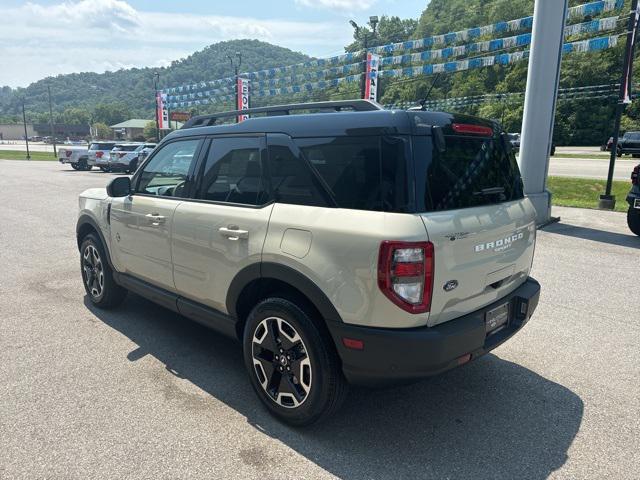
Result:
[327, 277, 540, 386]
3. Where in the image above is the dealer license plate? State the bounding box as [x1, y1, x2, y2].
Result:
[634, 198, 640, 209]
[485, 302, 509, 334]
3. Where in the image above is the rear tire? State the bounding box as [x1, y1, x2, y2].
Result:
[70, 163, 79, 170]
[80, 233, 127, 308]
[76, 158, 91, 170]
[243, 297, 348, 426]
[628, 208, 640, 236]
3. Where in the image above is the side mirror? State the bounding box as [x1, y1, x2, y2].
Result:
[106, 177, 131, 197]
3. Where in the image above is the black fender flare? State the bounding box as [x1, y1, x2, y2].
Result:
[226, 262, 344, 324]
[76, 214, 114, 270]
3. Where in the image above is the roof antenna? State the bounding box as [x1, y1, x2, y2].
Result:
[418, 73, 441, 111]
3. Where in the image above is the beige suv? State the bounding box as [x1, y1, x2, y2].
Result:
[76, 100, 540, 426]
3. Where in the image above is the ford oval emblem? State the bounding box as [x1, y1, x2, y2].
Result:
[443, 280, 458, 292]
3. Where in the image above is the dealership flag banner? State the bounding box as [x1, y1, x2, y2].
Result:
[237, 78, 250, 122]
[157, 92, 170, 129]
[364, 53, 380, 102]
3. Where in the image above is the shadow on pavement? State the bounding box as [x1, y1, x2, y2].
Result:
[544, 221, 639, 249]
[85, 294, 583, 480]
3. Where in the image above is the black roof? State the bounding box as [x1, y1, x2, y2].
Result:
[163, 99, 493, 143]
[168, 109, 418, 140]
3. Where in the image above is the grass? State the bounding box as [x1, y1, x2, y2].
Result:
[0, 150, 58, 161]
[551, 153, 611, 159]
[547, 176, 630, 213]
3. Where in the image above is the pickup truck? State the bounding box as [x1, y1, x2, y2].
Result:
[616, 131, 640, 157]
[58, 146, 91, 170]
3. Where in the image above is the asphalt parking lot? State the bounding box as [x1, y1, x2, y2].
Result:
[1, 160, 638, 479]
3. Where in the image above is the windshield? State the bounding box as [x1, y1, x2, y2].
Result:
[414, 133, 524, 212]
[624, 132, 640, 140]
[114, 145, 140, 152]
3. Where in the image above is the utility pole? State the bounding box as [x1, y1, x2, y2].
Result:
[599, 0, 640, 210]
[518, 0, 568, 225]
[350, 16, 378, 99]
[47, 84, 57, 157]
[22, 99, 30, 161]
[152, 72, 160, 142]
[227, 52, 242, 123]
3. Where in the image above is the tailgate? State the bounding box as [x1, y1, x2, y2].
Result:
[420, 200, 536, 327]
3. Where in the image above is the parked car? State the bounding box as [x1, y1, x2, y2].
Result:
[76, 100, 540, 426]
[58, 145, 90, 170]
[507, 132, 555, 155]
[107, 143, 145, 173]
[87, 141, 117, 171]
[136, 143, 157, 163]
[616, 131, 640, 157]
[627, 164, 640, 236]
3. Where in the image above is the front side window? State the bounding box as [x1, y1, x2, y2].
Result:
[136, 139, 200, 198]
[197, 137, 268, 206]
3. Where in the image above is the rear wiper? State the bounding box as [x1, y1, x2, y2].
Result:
[473, 187, 505, 196]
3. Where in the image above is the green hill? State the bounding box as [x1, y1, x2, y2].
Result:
[0, 39, 310, 124]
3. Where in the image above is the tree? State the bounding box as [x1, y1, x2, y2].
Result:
[93, 122, 112, 139]
[59, 107, 90, 125]
[143, 121, 157, 141]
[92, 103, 130, 126]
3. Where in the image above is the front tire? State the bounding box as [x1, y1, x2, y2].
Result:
[628, 208, 640, 236]
[243, 298, 348, 426]
[80, 234, 127, 308]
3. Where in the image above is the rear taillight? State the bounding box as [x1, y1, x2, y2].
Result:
[378, 241, 434, 313]
[96, 151, 103, 158]
[632, 165, 639, 185]
[65, 150, 72, 158]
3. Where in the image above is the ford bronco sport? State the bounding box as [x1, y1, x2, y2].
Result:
[76, 100, 540, 426]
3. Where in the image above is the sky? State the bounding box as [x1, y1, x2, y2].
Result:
[0, 0, 428, 88]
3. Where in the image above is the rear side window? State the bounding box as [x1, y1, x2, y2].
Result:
[197, 137, 268, 206]
[266, 143, 329, 207]
[90, 143, 115, 150]
[294, 136, 409, 212]
[416, 134, 524, 212]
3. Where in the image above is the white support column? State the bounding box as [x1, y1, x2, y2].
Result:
[519, 0, 569, 225]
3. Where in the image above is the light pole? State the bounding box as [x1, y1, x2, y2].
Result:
[350, 16, 379, 99]
[22, 99, 30, 161]
[227, 52, 242, 123]
[600, 0, 640, 210]
[47, 84, 57, 157]
[153, 71, 160, 142]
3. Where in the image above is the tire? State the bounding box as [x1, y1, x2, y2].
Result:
[77, 158, 90, 171]
[628, 208, 640, 236]
[633, 154, 640, 158]
[550, 145, 556, 156]
[243, 297, 348, 426]
[617, 148, 622, 157]
[70, 163, 79, 170]
[79, 233, 127, 308]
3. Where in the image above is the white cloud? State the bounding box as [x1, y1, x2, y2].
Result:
[0, 0, 353, 88]
[294, 0, 378, 11]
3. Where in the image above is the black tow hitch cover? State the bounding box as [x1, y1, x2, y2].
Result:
[106, 176, 131, 197]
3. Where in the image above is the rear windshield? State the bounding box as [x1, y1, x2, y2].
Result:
[624, 132, 640, 140]
[90, 143, 115, 150]
[114, 145, 140, 152]
[414, 133, 524, 212]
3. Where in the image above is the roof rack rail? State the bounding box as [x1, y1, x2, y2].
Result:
[181, 99, 383, 129]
